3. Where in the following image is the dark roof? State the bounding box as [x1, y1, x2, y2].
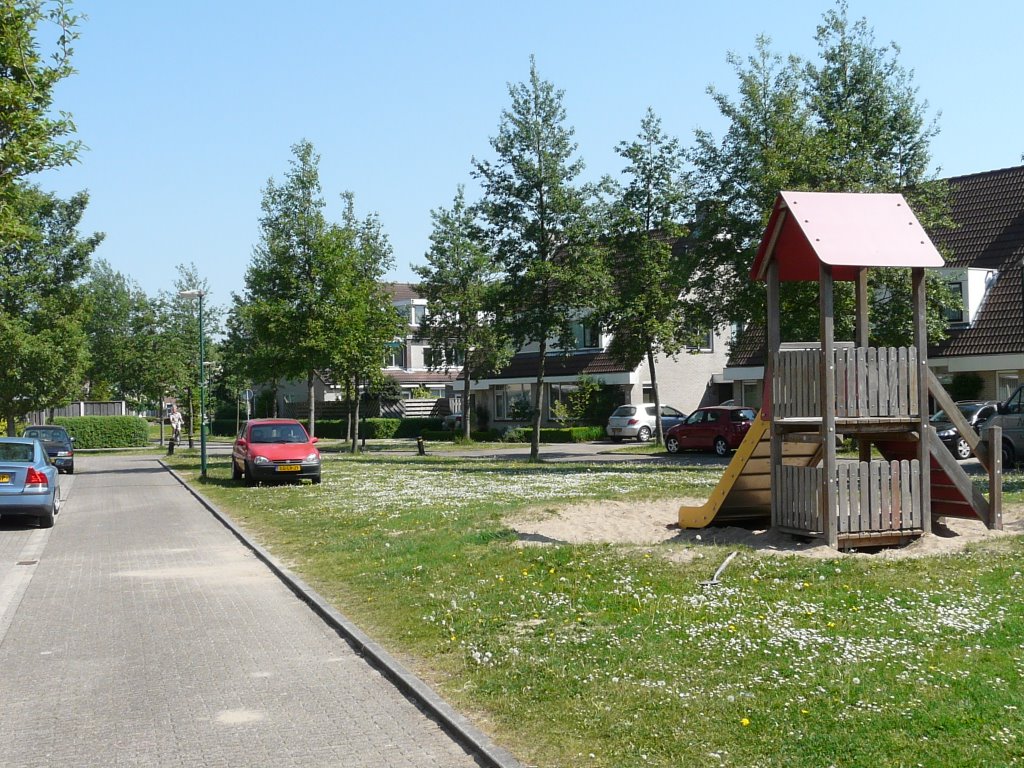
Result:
[386, 283, 421, 301]
[930, 165, 1024, 358]
[726, 323, 766, 368]
[486, 351, 629, 380]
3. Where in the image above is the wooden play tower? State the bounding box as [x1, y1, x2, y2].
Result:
[749, 191, 1002, 549]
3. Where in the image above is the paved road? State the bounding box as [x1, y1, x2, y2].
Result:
[0, 454, 491, 768]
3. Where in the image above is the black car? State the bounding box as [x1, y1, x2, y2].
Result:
[21, 425, 75, 474]
[929, 400, 999, 460]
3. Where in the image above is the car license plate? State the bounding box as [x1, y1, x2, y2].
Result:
[0, 473, 9, 483]
[276, 464, 301, 472]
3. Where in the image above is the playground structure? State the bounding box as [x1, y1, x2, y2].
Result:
[679, 191, 1003, 549]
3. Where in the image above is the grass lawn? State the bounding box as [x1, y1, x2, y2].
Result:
[166, 450, 1024, 767]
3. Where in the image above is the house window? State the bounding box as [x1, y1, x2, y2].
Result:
[685, 328, 713, 352]
[945, 282, 964, 323]
[548, 382, 577, 420]
[572, 320, 601, 350]
[411, 304, 427, 326]
[997, 372, 1020, 402]
[384, 344, 405, 369]
[495, 384, 531, 420]
[422, 347, 443, 368]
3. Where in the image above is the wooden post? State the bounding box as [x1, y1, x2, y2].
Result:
[767, 259, 781, 528]
[855, 268, 872, 463]
[912, 267, 932, 534]
[989, 424, 1003, 530]
[819, 262, 838, 548]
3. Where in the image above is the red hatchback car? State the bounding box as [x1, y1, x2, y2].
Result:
[665, 406, 757, 456]
[232, 418, 322, 485]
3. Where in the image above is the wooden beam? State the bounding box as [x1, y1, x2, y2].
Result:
[855, 268, 869, 347]
[926, 368, 988, 471]
[912, 268, 931, 534]
[988, 424, 1003, 530]
[928, 428, 990, 523]
[820, 262, 838, 548]
[767, 259, 781, 527]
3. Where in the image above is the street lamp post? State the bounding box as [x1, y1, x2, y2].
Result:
[178, 289, 207, 478]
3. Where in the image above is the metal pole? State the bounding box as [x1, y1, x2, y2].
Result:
[199, 292, 207, 479]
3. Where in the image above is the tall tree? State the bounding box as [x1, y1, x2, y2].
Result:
[0, 0, 83, 242]
[0, 184, 101, 432]
[413, 186, 512, 440]
[473, 57, 604, 460]
[689, 2, 958, 344]
[604, 109, 692, 444]
[81, 259, 161, 408]
[320, 196, 403, 453]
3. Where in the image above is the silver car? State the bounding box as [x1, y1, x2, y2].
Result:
[606, 404, 687, 442]
[0, 437, 61, 527]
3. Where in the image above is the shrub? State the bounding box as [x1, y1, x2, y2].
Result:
[394, 418, 444, 438]
[948, 371, 985, 402]
[361, 418, 401, 439]
[53, 416, 149, 448]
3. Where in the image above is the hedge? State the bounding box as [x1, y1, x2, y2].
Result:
[500, 426, 605, 443]
[53, 416, 149, 449]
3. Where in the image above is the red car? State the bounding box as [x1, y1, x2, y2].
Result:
[232, 418, 321, 486]
[665, 406, 756, 456]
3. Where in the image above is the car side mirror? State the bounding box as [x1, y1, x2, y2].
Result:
[998, 403, 1009, 415]
[237, 438, 248, 448]
[70, 436, 75, 443]
[310, 436, 319, 444]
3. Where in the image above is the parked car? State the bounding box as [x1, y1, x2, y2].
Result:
[665, 406, 757, 456]
[22, 425, 75, 474]
[606, 404, 687, 442]
[231, 418, 321, 486]
[983, 385, 1024, 467]
[929, 400, 999, 460]
[0, 437, 60, 527]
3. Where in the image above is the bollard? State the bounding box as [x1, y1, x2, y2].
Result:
[167, 436, 175, 456]
[416, 435, 426, 456]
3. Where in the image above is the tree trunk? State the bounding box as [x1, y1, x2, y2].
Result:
[647, 347, 662, 445]
[350, 376, 361, 454]
[530, 340, 547, 461]
[5, 411, 16, 436]
[344, 379, 353, 442]
[307, 369, 316, 438]
[462, 362, 472, 440]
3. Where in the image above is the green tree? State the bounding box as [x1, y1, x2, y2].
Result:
[81, 259, 163, 409]
[0, 0, 83, 242]
[0, 185, 101, 432]
[473, 58, 605, 460]
[689, 2, 959, 344]
[604, 108, 692, 444]
[413, 186, 512, 440]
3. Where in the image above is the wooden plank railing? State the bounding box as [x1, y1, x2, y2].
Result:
[773, 346, 919, 420]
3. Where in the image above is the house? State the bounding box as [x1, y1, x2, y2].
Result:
[470, 320, 732, 428]
[383, 283, 462, 399]
[927, 165, 1024, 399]
[721, 164, 1024, 404]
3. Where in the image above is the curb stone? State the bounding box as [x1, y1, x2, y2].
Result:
[160, 460, 525, 768]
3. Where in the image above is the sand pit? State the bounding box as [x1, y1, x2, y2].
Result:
[506, 497, 1024, 560]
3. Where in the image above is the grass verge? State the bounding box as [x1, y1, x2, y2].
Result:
[166, 451, 1024, 767]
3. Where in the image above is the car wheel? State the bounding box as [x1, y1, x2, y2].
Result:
[311, 474, 322, 485]
[38, 499, 55, 529]
[636, 426, 652, 442]
[713, 436, 730, 457]
[1002, 440, 1016, 469]
[666, 436, 680, 454]
[232, 460, 242, 482]
[954, 437, 972, 461]
[67, 465, 74, 475]
[244, 462, 257, 487]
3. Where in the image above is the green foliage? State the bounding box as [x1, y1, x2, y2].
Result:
[0, 185, 102, 433]
[551, 375, 614, 427]
[688, 4, 953, 342]
[394, 417, 445, 437]
[947, 372, 985, 402]
[210, 418, 238, 438]
[360, 418, 400, 439]
[506, 395, 534, 422]
[53, 415, 148, 448]
[0, 0, 83, 242]
[474, 57, 606, 459]
[365, 375, 403, 403]
[410, 385, 433, 399]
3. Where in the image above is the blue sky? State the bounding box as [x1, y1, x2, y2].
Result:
[36, 1, 1024, 308]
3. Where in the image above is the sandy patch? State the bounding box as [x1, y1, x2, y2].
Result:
[505, 497, 1024, 560]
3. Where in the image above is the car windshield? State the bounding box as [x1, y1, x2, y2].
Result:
[931, 404, 981, 423]
[250, 425, 307, 443]
[0, 443, 33, 462]
[731, 409, 757, 421]
[24, 428, 64, 442]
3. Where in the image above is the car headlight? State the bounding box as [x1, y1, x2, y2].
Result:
[937, 429, 955, 438]
[253, 455, 270, 464]
[305, 452, 320, 463]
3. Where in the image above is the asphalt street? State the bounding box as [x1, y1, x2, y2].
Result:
[0, 453, 500, 768]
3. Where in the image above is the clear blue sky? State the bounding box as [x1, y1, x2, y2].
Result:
[36, 0, 1024, 309]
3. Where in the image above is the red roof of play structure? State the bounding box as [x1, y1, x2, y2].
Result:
[751, 191, 945, 282]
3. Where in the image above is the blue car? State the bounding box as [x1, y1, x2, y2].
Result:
[0, 438, 61, 528]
